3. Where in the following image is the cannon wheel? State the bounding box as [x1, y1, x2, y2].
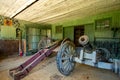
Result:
[38, 37, 51, 50]
[96, 48, 111, 61]
[56, 40, 76, 76]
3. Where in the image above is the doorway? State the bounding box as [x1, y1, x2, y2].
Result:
[74, 25, 84, 47]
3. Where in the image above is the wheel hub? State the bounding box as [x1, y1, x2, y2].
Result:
[69, 55, 74, 62]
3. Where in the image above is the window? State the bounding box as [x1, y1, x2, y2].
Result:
[95, 18, 111, 30]
[56, 25, 62, 33]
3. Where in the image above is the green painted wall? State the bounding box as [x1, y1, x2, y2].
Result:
[52, 10, 120, 41]
[61, 10, 120, 27]
[0, 26, 16, 39]
[0, 19, 51, 40]
[63, 26, 74, 41]
[52, 25, 63, 40]
[84, 23, 95, 42]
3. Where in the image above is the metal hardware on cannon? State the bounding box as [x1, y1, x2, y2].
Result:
[78, 35, 93, 53]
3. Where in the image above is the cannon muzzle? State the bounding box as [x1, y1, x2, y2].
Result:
[79, 35, 93, 53]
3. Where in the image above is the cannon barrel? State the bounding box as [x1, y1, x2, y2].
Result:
[79, 35, 93, 53]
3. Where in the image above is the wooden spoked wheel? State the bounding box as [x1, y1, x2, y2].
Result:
[56, 40, 76, 76]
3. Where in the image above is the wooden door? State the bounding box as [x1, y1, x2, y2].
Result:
[74, 25, 84, 47]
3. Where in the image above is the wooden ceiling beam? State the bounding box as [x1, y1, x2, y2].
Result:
[10, 0, 38, 18]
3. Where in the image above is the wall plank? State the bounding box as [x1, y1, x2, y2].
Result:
[0, 40, 19, 56]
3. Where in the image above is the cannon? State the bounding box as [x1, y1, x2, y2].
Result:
[56, 35, 112, 76]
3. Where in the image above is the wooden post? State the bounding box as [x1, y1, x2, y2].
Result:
[19, 30, 23, 56]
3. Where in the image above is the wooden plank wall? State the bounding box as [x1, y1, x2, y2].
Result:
[0, 40, 19, 56]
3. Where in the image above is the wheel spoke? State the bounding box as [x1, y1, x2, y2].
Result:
[63, 61, 69, 71]
[67, 62, 72, 72]
[66, 62, 73, 72]
[62, 56, 69, 60]
[71, 47, 74, 53]
[64, 51, 69, 57]
[68, 45, 75, 55]
[66, 48, 69, 54]
[68, 46, 72, 53]
[65, 62, 70, 72]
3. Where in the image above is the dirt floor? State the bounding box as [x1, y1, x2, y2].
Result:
[0, 54, 119, 80]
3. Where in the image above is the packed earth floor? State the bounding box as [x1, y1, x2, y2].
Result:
[0, 54, 119, 80]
